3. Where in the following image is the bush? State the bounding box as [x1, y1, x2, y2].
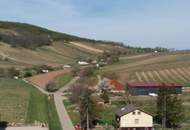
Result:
[100, 91, 110, 104]
[45, 81, 58, 92]
[24, 71, 32, 77]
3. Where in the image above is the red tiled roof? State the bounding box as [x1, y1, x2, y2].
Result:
[109, 80, 125, 91]
[127, 82, 182, 88]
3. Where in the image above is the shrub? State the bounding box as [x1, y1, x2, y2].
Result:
[45, 81, 58, 92]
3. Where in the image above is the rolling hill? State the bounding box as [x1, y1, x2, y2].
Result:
[0, 21, 156, 68]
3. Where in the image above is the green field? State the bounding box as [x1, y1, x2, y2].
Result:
[55, 73, 73, 89]
[0, 78, 61, 130]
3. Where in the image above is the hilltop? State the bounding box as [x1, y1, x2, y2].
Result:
[0, 21, 157, 68]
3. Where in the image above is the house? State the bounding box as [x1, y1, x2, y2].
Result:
[109, 80, 125, 93]
[116, 104, 153, 130]
[127, 82, 182, 96]
[99, 78, 125, 93]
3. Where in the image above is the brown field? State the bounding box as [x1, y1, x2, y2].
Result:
[70, 42, 104, 53]
[27, 69, 70, 88]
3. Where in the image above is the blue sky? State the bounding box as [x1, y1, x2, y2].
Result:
[0, 0, 190, 49]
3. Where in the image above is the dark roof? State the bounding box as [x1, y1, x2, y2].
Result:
[127, 82, 182, 88]
[116, 104, 153, 117]
[116, 104, 136, 117]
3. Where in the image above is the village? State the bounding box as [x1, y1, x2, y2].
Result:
[0, 1, 190, 129]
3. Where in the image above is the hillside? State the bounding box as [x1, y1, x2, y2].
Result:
[98, 51, 190, 86]
[0, 21, 157, 68]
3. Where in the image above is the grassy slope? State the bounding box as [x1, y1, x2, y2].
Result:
[0, 21, 157, 68]
[0, 78, 61, 130]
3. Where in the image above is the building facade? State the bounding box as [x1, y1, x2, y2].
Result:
[116, 105, 153, 130]
[127, 82, 182, 96]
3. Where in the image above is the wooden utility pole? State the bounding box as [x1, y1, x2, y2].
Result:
[86, 107, 90, 130]
[162, 93, 166, 129]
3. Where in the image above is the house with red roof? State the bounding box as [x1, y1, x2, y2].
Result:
[109, 80, 125, 93]
[98, 78, 125, 93]
[127, 82, 182, 96]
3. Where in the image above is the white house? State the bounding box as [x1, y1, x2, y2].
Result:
[116, 105, 153, 130]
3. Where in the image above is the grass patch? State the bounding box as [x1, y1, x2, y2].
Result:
[99, 100, 126, 125]
[0, 78, 62, 130]
[0, 78, 48, 123]
[55, 73, 73, 88]
[63, 100, 80, 124]
[48, 96, 62, 130]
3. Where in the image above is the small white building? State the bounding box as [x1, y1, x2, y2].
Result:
[78, 61, 89, 65]
[116, 104, 153, 130]
[63, 64, 71, 68]
[42, 69, 49, 73]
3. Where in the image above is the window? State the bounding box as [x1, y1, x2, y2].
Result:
[134, 119, 139, 124]
[132, 111, 136, 115]
[138, 111, 141, 115]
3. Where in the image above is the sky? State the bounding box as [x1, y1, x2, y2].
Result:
[0, 0, 190, 49]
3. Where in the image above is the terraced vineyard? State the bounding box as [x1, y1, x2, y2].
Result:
[131, 67, 190, 86]
[98, 51, 190, 86]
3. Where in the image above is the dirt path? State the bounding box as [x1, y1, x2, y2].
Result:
[70, 42, 103, 53]
[27, 69, 70, 88]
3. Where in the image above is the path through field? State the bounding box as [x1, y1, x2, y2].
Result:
[26, 69, 76, 130]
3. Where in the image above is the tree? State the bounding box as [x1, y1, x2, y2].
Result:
[157, 85, 184, 128]
[69, 83, 87, 103]
[80, 88, 97, 130]
[79, 66, 95, 77]
[125, 83, 132, 105]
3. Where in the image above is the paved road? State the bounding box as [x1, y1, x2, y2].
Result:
[25, 72, 79, 130]
[54, 93, 75, 130]
[54, 76, 79, 130]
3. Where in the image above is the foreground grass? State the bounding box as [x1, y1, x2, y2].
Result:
[48, 96, 62, 130]
[55, 73, 73, 88]
[0, 78, 62, 130]
[0, 78, 48, 123]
